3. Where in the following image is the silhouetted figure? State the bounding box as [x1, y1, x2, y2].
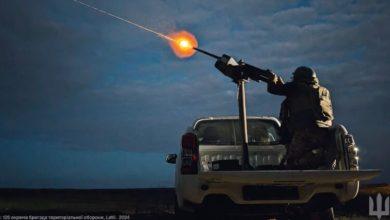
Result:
[267, 66, 335, 169]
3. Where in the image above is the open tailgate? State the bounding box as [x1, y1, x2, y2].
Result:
[199, 169, 380, 184]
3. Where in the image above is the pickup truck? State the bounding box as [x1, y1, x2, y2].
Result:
[165, 116, 380, 218]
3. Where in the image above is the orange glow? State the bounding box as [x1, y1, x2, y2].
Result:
[168, 31, 198, 58]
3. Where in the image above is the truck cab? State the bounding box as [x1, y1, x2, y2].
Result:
[166, 116, 379, 217]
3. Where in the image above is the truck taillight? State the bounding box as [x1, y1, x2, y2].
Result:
[181, 132, 199, 175]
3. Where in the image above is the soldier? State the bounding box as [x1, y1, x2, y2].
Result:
[266, 66, 335, 170]
[214, 56, 336, 169]
[215, 57, 336, 220]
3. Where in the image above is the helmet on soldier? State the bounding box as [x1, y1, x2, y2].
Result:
[292, 66, 318, 83]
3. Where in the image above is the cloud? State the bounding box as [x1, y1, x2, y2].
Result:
[272, 7, 317, 26]
[0, 0, 389, 184]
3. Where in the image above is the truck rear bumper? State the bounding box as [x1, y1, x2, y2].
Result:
[177, 175, 360, 209]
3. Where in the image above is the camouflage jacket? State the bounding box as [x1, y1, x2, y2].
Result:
[267, 74, 334, 130]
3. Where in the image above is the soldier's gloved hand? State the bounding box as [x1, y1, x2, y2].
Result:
[215, 54, 245, 83]
[268, 72, 284, 84]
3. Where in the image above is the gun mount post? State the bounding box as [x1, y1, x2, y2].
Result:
[237, 79, 251, 170]
[196, 48, 255, 170]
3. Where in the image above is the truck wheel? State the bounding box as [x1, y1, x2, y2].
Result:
[287, 207, 334, 220]
[174, 199, 194, 220]
[308, 207, 335, 220]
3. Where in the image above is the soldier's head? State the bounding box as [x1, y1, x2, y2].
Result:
[292, 66, 318, 84]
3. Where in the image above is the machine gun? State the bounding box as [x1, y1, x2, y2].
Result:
[194, 47, 274, 169]
[194, 48, 274, 83]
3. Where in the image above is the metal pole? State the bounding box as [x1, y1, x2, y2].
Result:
[237, 80, 251, 170]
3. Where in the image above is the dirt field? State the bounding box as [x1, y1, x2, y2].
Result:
[0, 184, 389, 219]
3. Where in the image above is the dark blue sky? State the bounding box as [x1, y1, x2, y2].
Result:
[0, 0, 389, 188]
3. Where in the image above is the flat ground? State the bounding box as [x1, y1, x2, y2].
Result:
[0, 184, 389, 219]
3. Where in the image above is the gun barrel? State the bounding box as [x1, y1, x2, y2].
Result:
[193, 47, 220, 59]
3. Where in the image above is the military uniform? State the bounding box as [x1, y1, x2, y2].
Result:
[267, 67, 335, 170]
